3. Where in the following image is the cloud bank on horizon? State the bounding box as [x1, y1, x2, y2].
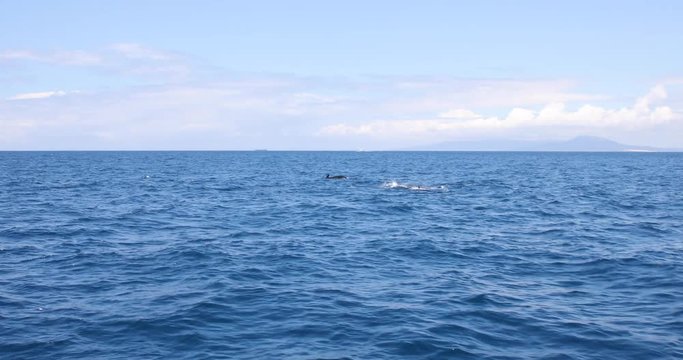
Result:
[320, 85, 676, 138]
[1, 1, 682, 150]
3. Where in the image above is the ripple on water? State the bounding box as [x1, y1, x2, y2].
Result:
[0, 151, 682, 359]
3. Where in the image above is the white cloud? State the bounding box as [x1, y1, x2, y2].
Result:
[0, 44, 190, 80]
[319, 86, 678, 138]
[375, 78, 608, 116]
[438, 109, 480, 119]
[1, 46, 681, 150]
[0, 49, 102, 65]
[0, 80, 355, 149]
[0, 50, 40, 61]
[6, 90, 69, 101]
[51, 50, 103, 65]
[109, 43, 173, 61]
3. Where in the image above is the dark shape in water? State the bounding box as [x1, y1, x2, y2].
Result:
[325, 174, 347, 180]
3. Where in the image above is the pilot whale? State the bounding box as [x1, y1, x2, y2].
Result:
[325, 174, 347, 180]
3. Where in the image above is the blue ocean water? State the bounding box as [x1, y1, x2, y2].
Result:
[1, 151, 682, 359]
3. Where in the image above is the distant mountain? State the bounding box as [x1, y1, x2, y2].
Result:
[410, 136, 681, 152]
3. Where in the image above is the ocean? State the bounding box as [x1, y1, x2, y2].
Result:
[1, 151, 681, 359]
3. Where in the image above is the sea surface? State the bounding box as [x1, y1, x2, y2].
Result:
[1, 151, 682, 359]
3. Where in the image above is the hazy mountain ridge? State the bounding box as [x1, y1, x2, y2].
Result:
[411, 136, 682, 152]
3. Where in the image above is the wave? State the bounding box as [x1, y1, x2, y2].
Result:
[2, 151, 682, 360]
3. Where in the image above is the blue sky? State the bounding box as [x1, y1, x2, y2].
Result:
[1, 0, 682, 149]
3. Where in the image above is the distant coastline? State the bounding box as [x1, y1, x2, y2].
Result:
[407, 136, 682, 152]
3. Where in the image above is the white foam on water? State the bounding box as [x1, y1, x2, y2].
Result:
[382, 181, 448, 192]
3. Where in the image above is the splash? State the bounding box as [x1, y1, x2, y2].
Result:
[382, 180, 448, 192]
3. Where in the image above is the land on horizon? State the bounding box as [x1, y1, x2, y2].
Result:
[407, 136, 683, 152]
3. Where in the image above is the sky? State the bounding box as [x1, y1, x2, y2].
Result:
[1, 0, 682, 150]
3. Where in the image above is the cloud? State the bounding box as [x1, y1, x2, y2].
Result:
[0, 44, 191, 80]
[0, 79, 357, 149]
[438, 109, 481, 119]
[0, 49, 102, 65]
[318, 86, 678, 138]
[109, 43, 173, 61]
[6, 90, 69, 101]
[0, 45, 681, 150]
[0, 50, 40, 61]
[374, 78, 608, 116]
[51, 50, 103, 66]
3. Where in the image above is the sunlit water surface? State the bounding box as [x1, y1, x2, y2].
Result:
[1, 152, 681, 359]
